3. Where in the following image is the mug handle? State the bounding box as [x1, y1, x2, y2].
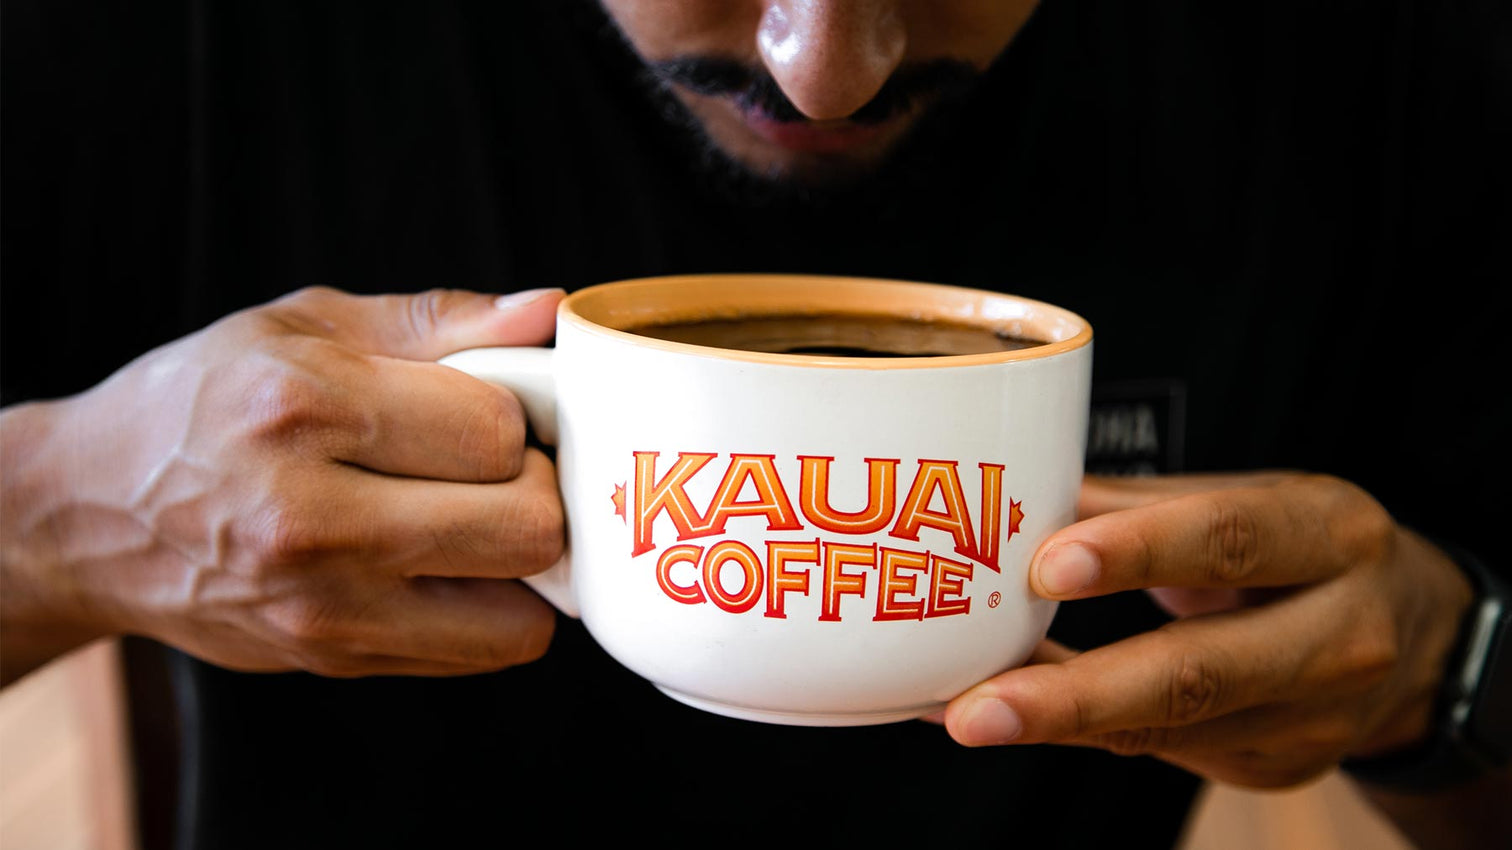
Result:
[437, 347, 579, 617]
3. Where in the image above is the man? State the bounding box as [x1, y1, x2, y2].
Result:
[3, 1, 1508, 848]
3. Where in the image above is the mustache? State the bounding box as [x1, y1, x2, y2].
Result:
[646, 56, 979, 124]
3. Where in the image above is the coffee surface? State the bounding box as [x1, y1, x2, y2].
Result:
[627, 313, 1046, 357]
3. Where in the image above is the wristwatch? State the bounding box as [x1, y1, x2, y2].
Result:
[1343, 545, 1511, 792]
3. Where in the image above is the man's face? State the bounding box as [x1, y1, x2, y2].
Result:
[598, 0, 1040, 185]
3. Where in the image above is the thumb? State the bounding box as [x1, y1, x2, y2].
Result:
[280, 287, 565, 360]
[376, 287, 564, 359]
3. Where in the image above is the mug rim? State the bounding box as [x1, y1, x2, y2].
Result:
[558, 274, 1094, 370]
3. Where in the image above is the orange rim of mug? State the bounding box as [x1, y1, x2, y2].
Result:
[560, 274, 1094, 370]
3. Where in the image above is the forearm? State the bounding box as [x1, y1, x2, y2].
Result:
[1351, 536, 1512, 849]
[1359, 769, 1512, 850]
[1, 399, 113, 686]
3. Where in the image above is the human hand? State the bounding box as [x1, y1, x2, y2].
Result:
[1, 287, 566, 683]
[941, 473, 1476, 788]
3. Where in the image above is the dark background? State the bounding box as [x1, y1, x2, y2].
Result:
[4, 2, 1510, 848]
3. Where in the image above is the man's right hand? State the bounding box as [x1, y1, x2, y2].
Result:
[0, 286, 567, 685]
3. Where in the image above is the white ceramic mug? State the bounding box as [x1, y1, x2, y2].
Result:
[439, 274, 1093, 726]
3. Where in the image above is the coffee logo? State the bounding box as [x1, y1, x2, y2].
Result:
[611, 453, 1025, 622]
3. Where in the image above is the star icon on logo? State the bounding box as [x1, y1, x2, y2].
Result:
[1005, 499, 1025, 543]
[611, 482, 627, 523]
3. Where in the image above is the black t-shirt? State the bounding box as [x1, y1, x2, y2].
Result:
[5, 2, 1510, 848]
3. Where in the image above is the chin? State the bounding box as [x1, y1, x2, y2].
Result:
[691, 127, 916, 206]
[739, 149, 894, 187]
[688, 140, 896, 207]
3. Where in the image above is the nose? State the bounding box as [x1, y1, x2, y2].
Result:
[756, 1, 907, 121]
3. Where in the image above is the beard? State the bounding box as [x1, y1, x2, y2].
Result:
[630, 56, 988, 211]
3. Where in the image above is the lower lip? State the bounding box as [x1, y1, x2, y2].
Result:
[740, 109, 888, 154]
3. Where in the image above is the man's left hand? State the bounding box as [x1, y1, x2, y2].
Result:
[943, 472, 1475, 788]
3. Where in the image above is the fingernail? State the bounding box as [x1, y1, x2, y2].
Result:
[1037, 543, 1100, 597]
[961, 698, 1022, 745]
[494, 288, 562, 311]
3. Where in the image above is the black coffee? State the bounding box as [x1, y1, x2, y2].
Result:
[627, 313, 1047, 357]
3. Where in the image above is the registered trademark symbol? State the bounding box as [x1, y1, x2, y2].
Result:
[987, 591, 1002, 608]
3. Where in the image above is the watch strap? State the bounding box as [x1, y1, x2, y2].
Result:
[1342, 544, 1511, 792]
